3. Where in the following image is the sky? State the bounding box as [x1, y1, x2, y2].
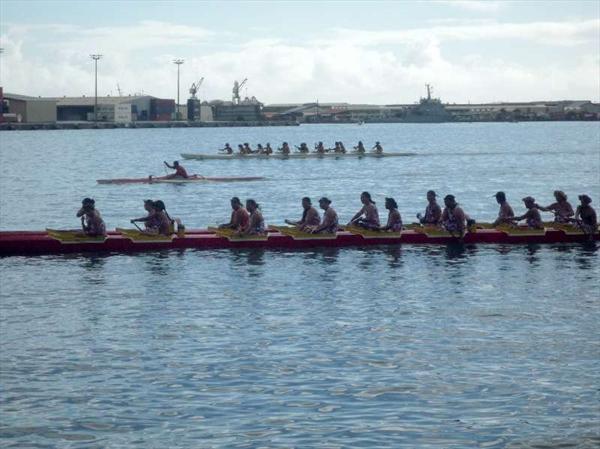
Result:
[1, 0, 599, 104]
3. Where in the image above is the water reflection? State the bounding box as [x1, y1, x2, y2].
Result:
[302, 247, 340, 265]
[143, 251, 173, 276]
[524, 244, 542, 265]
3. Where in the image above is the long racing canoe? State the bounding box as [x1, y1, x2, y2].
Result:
[97, 174, 265, 184]
[181, 151, 417, 160]
[1, 224, 597, 257]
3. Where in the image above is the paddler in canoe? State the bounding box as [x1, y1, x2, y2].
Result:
[417, 190, 442, 225]
[163, 160, 189, 179]
[76, 197, 106, 237]
[353, 141, 366, 154]
[372, 141, 383, 154]
[237, 144, 245, 155]
[348, 191, 380, 230]
[296, 143, 310, 153]
[537, 190, 574, 223]
[512, 196, 544, 229]
[492, 191, 515, 226]
[243, 143, 253, 154]
[263, 143, 273, 155]
[310, 197, 339, 234]
[285, 197, 321, 231]
[278, 142, 291, 155]
[240, 199, 266, 236]
[379, 197, 403, 231]
[219, 143, 233, 154]
[130, 200, 172, 235]
[573, 194, 597, 238]
[315, 142, 326, 154]
[441, 194, 467, 237]
[219, 197, 250, 231]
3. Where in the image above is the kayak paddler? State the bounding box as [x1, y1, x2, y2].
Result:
[348, 191, 380, 230]
[76, 197, 106, 237]
[285, 197, 321, 231]
[219, 197, 250, 232]
[164, 160, 188, 179]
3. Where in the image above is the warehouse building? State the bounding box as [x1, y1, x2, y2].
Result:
[2, 93, 57, 123]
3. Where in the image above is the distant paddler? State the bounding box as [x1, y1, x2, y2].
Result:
[353, 141, 366, 154]
[311, 197, 339, 234]
[338, 141, 347, 153]
[163, 160, 189, 179]
[264, 143, 273, 155]
[278, 142, 291, 155]
[240, 199, 266, 235]
[256, 143, 265, 154]
[219, 143, 233, 154]
[372, 141, 383, 154]
[219, 197, 250, 231]
[512, 196, 543, 229]
[379, 197, 403, 231]
[243, 143, 253, 154]
[573, 194, 597, 238]
[296, 143, 310, 153]
[417, 190, 442, 225]
[285, 197, 321, 231]
[237, 144, 246, 155]
[441, 194, 467, 237]
[537, 190, 574, 223]
[130, 199, 172, 235]
[492, 191, 515, 226]
[315, 141, 326, 154]
[76, 197, 106, 237]
[348, 191, 380, 230]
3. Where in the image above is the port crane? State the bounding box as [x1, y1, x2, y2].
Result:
[189, 77, 204, 99]
[232, 78, 247, 105]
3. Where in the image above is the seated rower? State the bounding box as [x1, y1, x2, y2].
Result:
[513, 196, 544, 229]
[278, 142, 291, 155]
[311, 197, 339, 234]
[130, 199, 156, 230]
[163, 160, 188, 179]
[243, 143, 253, 154]
[348, 191, 380, 230]
[574, 194, 597, 237]
[297, 143, 310, 153]
[131, 200, 172, 235]
[264, 143, 273, 155]
[379, 197, 403, 231]
[372, 141, 383, 154]
[285, 197, 321, 231]
[339, 142, 347, 153]
[441, 194, 467, 237]
[76, 197, 106, 236]
[256, 143, 264, 153]
[333, 141, 342, 153]
[241, 199, 266, 235]
[537, 190, 574, 223]
[354, 141, 366, 153]
[417, 190, 442, 225]
[492, 191, 515, 226]
[315, 141, 326, 154]
[219, 197, 250, 232]
[220, 143, 233, 154]
[237, 144, 246, 155]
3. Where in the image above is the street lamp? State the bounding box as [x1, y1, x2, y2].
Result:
[173, 59, 184, 120]
[90, 54, 102, 122]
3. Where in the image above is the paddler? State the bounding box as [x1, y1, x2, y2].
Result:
[220, 143, 233, 154]
[311, 197, 339, 234]
[243, 143, 253, 154]
[492, 191, 515, 226]
[372, 141, 383, 154]
[76, 197, 106, 236]
[348, 191, 380, 229]
[537, 190, 574, 223]
[279, 142, 291, 155]
[285, 197, 321, 231]
[354, 141, 366, 153]
[130, 200, 172, 235]
[264, 143, 273, 155]
[339, 142, 347, 153]
[315, 141, 326, 154]
[417, 190, 442, 225]
[297, 143, 310, 153]
[379, 197, 403, 231]
[573, 194, 597, 238]
[441, 194, 467, 237]
[130, 199, 156, 231]
[238, 144, 245, 155]
[256, 143, 264, 153]
[241, 199, 266, 235]
[513, 196, 544, 229]
[219, 197, 250, 231]
[163, 160, 188, 179]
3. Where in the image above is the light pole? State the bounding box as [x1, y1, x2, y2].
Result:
[90, 54, 102, 122]
[173, 59, 184, 120]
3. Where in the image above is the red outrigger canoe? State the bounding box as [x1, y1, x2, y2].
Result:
[1, 225, 597, 257]
[97, 175, 264, 184]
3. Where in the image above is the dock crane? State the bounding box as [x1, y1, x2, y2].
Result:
[232, 78, 247, 104]
[189, 77, 204, 99]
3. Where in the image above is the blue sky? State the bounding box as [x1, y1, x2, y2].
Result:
[1, 1, 599, 103]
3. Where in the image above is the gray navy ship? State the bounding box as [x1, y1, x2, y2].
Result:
[400, 84, 453, 123]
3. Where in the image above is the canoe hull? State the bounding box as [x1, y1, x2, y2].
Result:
[97, 175, 265, 184]
[1, 228, 597, 257]
[181, 152, 417, 160]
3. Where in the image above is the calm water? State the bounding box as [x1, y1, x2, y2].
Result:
[1, 122, 599, 448]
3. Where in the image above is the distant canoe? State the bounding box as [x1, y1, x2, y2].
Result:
[180, 151, 417, 160]
[97, 174, 265, 184]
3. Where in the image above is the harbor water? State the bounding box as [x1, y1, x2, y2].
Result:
[1, 122, 599, 447]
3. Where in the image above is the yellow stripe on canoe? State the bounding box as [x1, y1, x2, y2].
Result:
[343, 225, 402, 239]
[208, 226, 268, 242]
[46, 229, 107, 244]
[116, 228, 174, 243]
[271, 225, 337, 240]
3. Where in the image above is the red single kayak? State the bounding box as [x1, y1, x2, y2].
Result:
[97, 174, 265, 184]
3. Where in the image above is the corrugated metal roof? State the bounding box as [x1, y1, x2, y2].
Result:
[4, 93, 55, 102]
[48, 95, 156, 106]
